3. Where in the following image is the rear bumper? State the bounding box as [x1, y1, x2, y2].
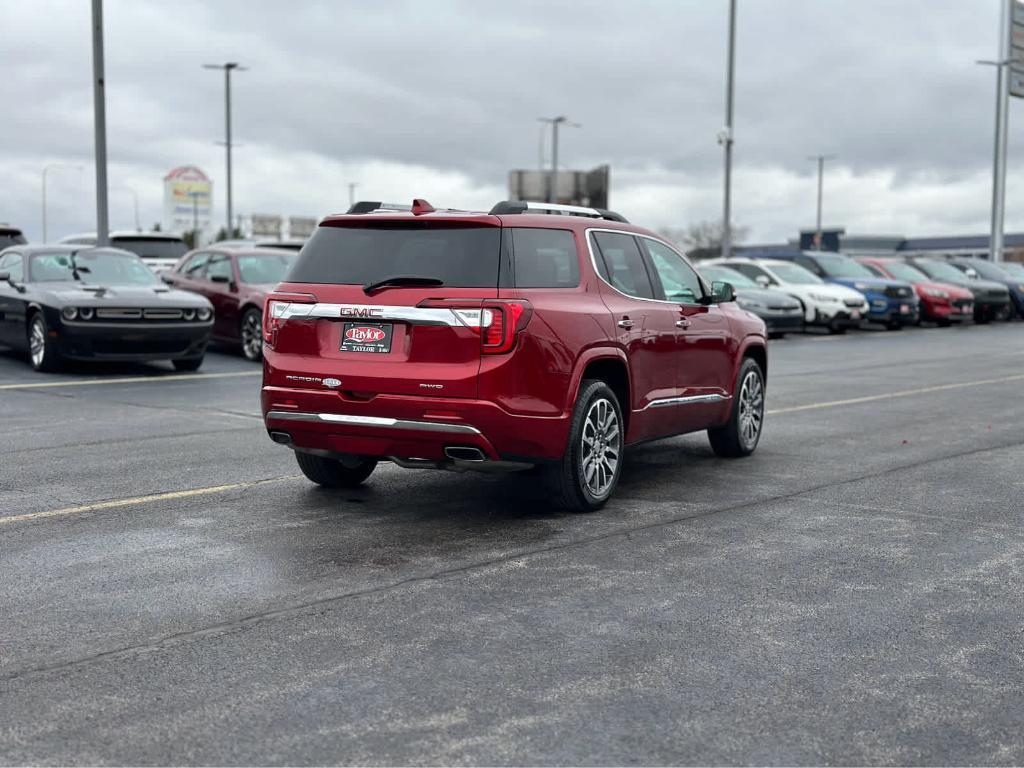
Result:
[262, 385, 572, 461]
[55, 320, 212, 361]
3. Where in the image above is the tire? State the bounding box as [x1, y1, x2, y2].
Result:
[239, 307, 263, 362]
[295, 451, 377, 488]
[708, 357, 765, 458]
[172, 356, 204, 372]
[546, 379, 624, 513]
[886, 320, 902, 331]
[28, 312, 62, 372]
[827, 322, 847, 335]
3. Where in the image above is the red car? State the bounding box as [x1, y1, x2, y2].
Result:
[855, 257, 974, 325]
[164, 247, 297, 360]
[261, 200, 768, 511]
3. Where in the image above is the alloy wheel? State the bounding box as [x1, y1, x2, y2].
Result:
[580, 397, 621, 498]
[241, 311, 262, 360]
[737, 370, 764, 449]
[30, 318, 46, 368]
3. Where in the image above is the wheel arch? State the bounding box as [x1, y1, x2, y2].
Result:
[737, 336, 768, 383]
[567, 348, 632, 432]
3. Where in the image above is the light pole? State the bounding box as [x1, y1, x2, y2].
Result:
[808, 154, 837, 250]
[42, 163, 83, 242]
[203, 62, 246, 237]
[978, 0, 1014, 262]
[91, 0, 110, 246]
[348, 182, 358, 207]
[720, 0, 737, 259]
[538, 116, 580, 203]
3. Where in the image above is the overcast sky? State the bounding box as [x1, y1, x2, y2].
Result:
[1, 0, 1020, 243]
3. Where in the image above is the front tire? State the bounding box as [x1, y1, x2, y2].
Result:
[28, 313, 62, 372]
[240, 307, 263, 362]
[547, 379, 624, 513]
[708, 357, 765, 458]
[295, 451, 377, 488]
[172, 356, 204, 372]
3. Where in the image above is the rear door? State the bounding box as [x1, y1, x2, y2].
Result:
[204, 253, 241, 338]
[268, 219, 503, 399]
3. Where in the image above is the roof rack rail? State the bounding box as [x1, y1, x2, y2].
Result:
[489, 200, 628, 223]
[346, 201, 412, 214]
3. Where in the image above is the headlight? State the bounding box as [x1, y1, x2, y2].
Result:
[197, 307, 212, 321]
[80, 307, 94, 320]
[808, 293, 839, 303]
[183, 308, 196, 321]
[921, 287, 949, 299]
[1017, 284, 1024, 292]
[853, 282, 869, 291]
[61, 307, 78, 320]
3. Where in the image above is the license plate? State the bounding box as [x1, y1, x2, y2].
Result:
[900, 304, 910, 314]
[340, 322, 393, 353]
[851, 310, 861, 319]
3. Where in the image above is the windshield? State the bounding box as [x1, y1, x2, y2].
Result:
[770, 262, 824, 285]
[916, 260, 967, 282]
[30, 250, 160, 284]
[999, 261, 1024, 278]
[880, 261, 929, 282]
[958, 260, 1009, 280]
[237, 252, 297, 284]
[288, 224, 501, 287]
[700, 265, 758, 288]
[112, 237, 187, 261]
[815, 254, 875, 278]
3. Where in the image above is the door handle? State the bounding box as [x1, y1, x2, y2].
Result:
[675, 318, 691, 328]
[617, 318, 634, 329]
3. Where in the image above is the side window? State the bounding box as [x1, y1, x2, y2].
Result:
[591, 232, 655, 299]
[181, 252, 210, 277]
[206, 254, 233, 281]
[1, 253, 24, 281]
[726, 262, 772, 285]
[642, 240, 704, 304]
[511, 228, 579, 288]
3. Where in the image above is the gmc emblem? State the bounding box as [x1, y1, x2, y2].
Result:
[339, 307, 383, 318]
[345, 326, 387, 343]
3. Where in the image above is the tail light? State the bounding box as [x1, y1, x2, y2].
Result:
[263, 292, 316, 347]
[418, 299, 531, 355]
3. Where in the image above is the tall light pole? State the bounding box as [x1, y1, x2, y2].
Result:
[978, 0, 1014, 262]
[538, 116, 580, 203]
[720, 0, 737, 259]
[203, 62, 246, 237]
[808, 154, 837, 250]
[348, 182, 358, 207]
[42, 163, 83, 242]
[91, 0, 110, 247]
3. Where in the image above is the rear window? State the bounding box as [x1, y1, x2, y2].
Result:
[287, 224, 501, 287]
[112, 237, 187, 261]
[0, 230, 26, 249]
[511, 228, 578, 288]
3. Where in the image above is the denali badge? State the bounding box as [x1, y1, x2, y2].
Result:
[345, 326, 387, 343]
[322, 378, 342, 388]
[286, 375, 322, 383]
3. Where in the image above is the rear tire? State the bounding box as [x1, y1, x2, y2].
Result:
[546, 379, 624, 513]
[295, 451, 377, 488]
[28, 312, 62, 372]
[708, 357, 765, 458]
[172, 356, 204, 372]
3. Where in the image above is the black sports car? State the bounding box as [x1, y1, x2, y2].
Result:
[0, 245, 214, 372]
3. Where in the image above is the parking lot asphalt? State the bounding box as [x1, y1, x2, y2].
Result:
[1, 326, 1023, 766]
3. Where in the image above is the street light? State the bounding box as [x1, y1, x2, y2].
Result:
[720, 0, 737, 259]
[807, 154, 837, 250]
[348, 182, 358, 208]
[203, 62, 246, 237]
[42, 163, 83, 242]
[537, 116, 581, 203]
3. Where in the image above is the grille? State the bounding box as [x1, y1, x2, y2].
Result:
[767, 304, 800, 312]
[953, 299, 973, 309]
[884, 286, 913, 299]
[143, 308, 184, 320]
[95, 307, 142, 320]
[844, 299, 864, 308]
[93, 340, 192, 355]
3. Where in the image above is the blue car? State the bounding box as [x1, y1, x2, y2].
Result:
[752, 251, 919, 330]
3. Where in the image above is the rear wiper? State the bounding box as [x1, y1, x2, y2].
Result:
[363, 275, 444, 294]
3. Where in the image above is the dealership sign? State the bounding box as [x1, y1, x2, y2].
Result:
[163, 166, 212, 234]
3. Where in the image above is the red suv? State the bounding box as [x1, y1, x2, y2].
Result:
[261, 200, 768, 511]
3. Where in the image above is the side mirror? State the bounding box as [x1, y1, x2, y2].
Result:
[755, 274, 771, 287]
[160, 273, 175, 284]
[0, 271, 9, 282]
[964, 268, 979, 279]
[710, 280, 735, 303]
[210, 274, 231, 284]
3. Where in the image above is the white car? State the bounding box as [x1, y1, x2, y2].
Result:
[59, 231, 187, 274]
[708, 257, 869, 334]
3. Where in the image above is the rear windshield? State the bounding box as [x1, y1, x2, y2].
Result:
[238, 252, 296, 283]
[287, 224, 501, 287]
[0, 231, 27, 249]
[112, 237, 188, 261]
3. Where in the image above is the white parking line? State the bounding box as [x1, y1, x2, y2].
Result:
[766, 373, 1024, 415]
[0, 370, 261, 391]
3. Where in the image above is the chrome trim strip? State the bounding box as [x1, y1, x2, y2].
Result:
[525, 201, 602, 217]
[271, 302, 487, 328]
[643, 393, 731, 410]
[266, 410, 482, 435]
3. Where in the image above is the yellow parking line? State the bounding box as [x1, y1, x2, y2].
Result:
[0, 370, 260, 391]
[766, 373, 1024, 415]
[0, 476, 297, 527]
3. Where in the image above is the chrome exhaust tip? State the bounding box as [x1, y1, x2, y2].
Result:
[444, 446, 486, 462]
[269, 430, 293, 445]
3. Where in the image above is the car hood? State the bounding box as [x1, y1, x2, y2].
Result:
[828, 276, 910, 292]
[39, 282, 213, 307]
[734, 287, 801, 308]
[781, 282, 866, 301]
[916, 281, 974, 299]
